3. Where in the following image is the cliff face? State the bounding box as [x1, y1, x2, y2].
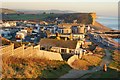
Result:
[89, 12, 97, 25]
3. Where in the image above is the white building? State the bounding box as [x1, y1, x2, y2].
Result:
[16, 30, 27, 40]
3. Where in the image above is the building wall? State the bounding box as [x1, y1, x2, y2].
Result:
[37, 50, 63, 61]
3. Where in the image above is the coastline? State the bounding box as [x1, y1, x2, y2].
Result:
[92, 21, 111, 31]
[93, 21, 120, 48]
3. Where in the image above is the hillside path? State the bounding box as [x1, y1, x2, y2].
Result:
[57, 50, 112, 80]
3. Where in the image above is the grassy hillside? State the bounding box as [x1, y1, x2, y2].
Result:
[0, 8, 17, 14]
[2, 56, 71, 78]
[2, 14, 57, 21]
[109, 50, 120, 71]
[2, 13, 93, 24]
[71, 54, 102, 70]
[89, 68, 119, 78]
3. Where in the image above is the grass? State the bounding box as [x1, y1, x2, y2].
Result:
[4, 14, 58, 20]
[41, 64, 71, 79]
[2, 56, 71, 78]
[108, 50, 120, 71]
[89, 68, 120, 78]
[71, 55, 102, 70]
[71, 60, 91, 70]
[82, 55, 102, 66]
[109, 61, 120, 71]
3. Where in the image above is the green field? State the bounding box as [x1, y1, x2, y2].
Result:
[3, 13, 93, 24]
[41, 64, 71, 79]
[3, 14, 58, 20]
[89, 68, 119, 78]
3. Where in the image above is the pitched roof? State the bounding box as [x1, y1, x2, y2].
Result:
[40, 39, 77, 49]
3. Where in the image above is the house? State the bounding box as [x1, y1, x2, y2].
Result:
[40, 39, 83, 54]
[50, 33, 85, 40]
[0, 29, 12, 39]
[2, 21, 17, 27]
[57, 27, 71, 34]
[16, 30, 27, 41]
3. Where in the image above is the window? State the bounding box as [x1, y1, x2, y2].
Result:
[61, 49, 66, 53]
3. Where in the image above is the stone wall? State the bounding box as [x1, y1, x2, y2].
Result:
[24, 46, 33, 58]
[13, 45, 24, 58]
[67, 55, 78, 68]
[0, 44, 14, 56]
[0, 44, 63, 61]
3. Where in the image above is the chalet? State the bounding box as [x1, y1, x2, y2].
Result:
[40, 39, 83, 54]
[2, 21, 17, 27]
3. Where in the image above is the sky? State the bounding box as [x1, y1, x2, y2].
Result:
[1, 0, 119, 16]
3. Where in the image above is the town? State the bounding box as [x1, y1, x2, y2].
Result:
[0, 8, 120, 79]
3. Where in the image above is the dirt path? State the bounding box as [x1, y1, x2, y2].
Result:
[58, 50, 112, 79]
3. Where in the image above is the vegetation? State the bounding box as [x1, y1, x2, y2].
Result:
[72, 59, 91, 70]
[89, 68, 119, 78]
[0, 36, 11, 46]
[109, 50, 120, 71]
[2, 56, 71, 78]
[93, 46, 105, 55]
[0, 8, 17, 14]
[41, 64, 71, 79]
[71, 55, 102, 70]
[82, 55, 102, 66]
[2, 12, 93, 24]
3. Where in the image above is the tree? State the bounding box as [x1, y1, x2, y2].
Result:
[43, 12, 46, 14]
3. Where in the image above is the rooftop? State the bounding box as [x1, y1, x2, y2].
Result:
[40, 39, 77, 49]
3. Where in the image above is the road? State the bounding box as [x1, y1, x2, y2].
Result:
[57, 50, 112, 80]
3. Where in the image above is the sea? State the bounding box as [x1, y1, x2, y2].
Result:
[96, 16, 119, 43]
